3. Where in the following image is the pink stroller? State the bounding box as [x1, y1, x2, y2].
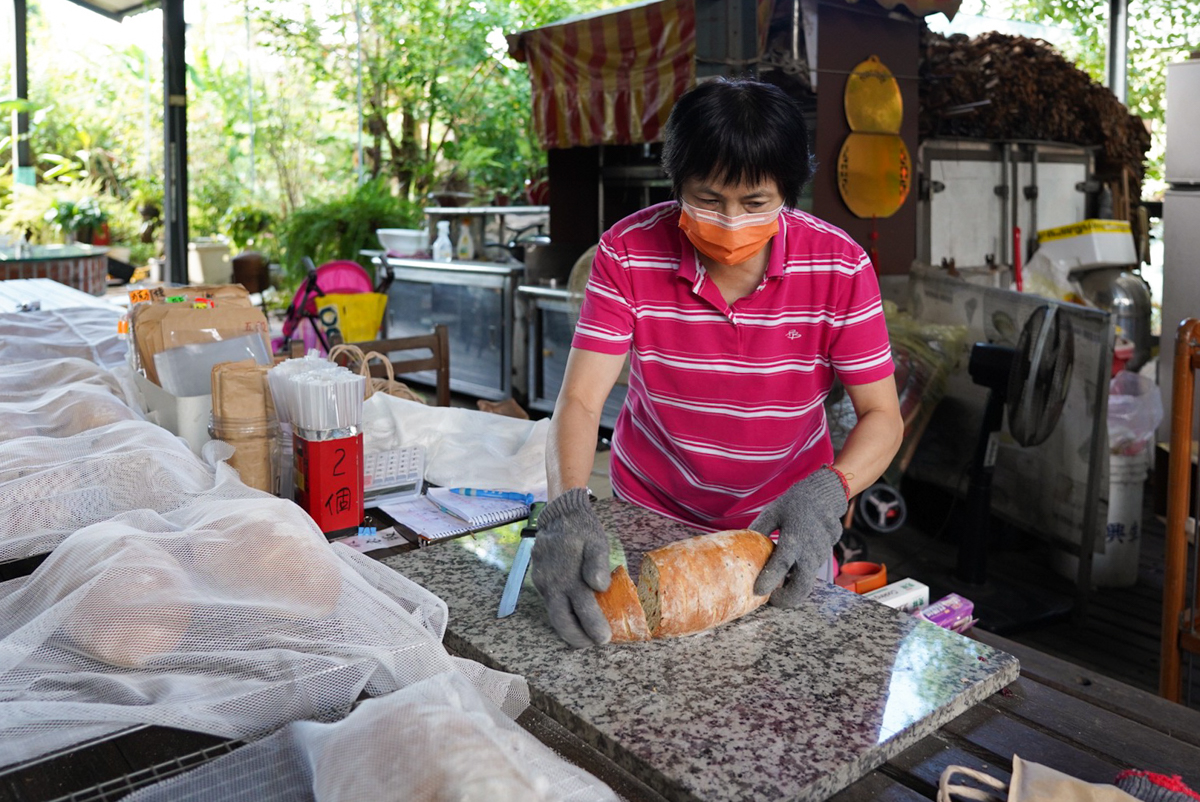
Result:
[273, 258, 375, 356]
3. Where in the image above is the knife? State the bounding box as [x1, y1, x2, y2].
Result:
[498, 501, 546, 618]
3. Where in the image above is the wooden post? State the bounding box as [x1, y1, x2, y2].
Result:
[1160, 318, 1200, 701]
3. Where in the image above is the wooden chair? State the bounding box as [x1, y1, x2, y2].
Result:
[1160, 318, 1200, 702]
[333, 325, 451, 407]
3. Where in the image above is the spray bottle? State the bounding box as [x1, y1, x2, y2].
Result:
[432, 220, 453, 262]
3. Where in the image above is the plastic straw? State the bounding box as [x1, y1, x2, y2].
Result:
[267, 353, 365, 432]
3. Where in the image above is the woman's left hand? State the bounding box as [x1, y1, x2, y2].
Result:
[749, 467, 849, 607]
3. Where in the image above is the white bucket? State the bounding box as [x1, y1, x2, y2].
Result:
[188, 239, 232, 284]
[1053, 451, 1148, 587]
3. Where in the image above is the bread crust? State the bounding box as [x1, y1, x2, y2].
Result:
[636, 530, 774, 638]
[594, 564, 651, 642]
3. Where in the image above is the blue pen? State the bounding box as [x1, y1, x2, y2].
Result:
[450, 488, 535, 505]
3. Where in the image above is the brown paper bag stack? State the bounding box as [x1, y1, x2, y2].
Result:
[211, 359, 278, 494]
[131, 288, 270, 386]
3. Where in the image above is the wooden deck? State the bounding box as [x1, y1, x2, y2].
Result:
[863, 475, 1200, 711]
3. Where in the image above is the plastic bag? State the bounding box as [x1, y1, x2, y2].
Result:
[123, 672, 616, 802]
[1107, 371, 1163, 456]
[361, 395, 549, 496]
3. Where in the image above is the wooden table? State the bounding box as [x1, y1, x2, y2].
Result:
[829, 630, 1200, 800]
[4, 506, 1199, 802]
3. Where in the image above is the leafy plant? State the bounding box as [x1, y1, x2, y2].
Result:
[278, 178, 420, 280]
[221, 203, 279, 258]
[44, 195, 107, 240]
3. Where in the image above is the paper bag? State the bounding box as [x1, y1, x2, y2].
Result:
[134, 303, 271, 386]
[211, 359, 277, 494]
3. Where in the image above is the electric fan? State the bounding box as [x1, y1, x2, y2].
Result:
[956, 303, 1074, 584]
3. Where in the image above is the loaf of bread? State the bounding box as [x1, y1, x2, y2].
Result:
[594, 564, 651, 642]
[635, 529, 774, 638]
[63, 549, 193, 667]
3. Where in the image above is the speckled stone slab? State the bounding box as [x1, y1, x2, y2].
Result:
[382, 497, 1019, 802]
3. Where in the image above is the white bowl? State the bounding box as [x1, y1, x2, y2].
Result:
[376, 228, 427, 256]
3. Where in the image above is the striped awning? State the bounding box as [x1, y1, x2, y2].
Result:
[507, 0, 699, 150]
[509, 0, 960, 151]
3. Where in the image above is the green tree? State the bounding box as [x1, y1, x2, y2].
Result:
[253, 0, 607, 201]
[1002, 0, 1199, 195]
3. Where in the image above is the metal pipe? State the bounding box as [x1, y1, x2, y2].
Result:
[163, 0, 189, 285]
[355, 0, 365, 185]
[1028, 146, 1038, 261]
[11, 0, 32, 187]
[1107, 0, 1128, 104]
[245, 0, 255, 192]
[1011, 143, 1019, 272]
[998, 144, 1009, 266]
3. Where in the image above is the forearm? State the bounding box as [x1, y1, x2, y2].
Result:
[547, 399, 602, 499]
[831, 407, 904, 497]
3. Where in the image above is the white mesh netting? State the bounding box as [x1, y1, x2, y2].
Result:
[0, 496, 529, 768]
[0, 420, 270, 564]
[0, 307, 127, 367]
[0, 358, 141, 407]
[0, 383, 144, 440]
[123, 671, 618, 802]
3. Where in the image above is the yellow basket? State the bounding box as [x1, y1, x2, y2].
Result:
[315, 292, 387, 343]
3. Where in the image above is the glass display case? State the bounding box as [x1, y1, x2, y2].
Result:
[519, 285, 627, 429]
[373, 256, 523, 400]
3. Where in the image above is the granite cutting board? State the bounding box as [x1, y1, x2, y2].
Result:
[383, 497, 1019, 802]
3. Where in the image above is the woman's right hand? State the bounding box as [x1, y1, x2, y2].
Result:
[530, 488, 613, 648]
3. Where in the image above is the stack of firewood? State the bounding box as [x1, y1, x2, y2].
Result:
[920, 30, 1150, 196]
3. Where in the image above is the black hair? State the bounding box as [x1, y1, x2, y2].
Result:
[661, 79, 815, 209]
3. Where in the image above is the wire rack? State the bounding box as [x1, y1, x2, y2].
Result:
[41, 738, 246, 802]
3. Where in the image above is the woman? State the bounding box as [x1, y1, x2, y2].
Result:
[531, 78, 904, 649]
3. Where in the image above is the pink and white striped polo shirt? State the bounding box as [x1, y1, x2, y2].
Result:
[572, 201, 894, 531]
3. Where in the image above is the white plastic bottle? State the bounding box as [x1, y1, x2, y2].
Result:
[432, 220, 453, 262]
[456, 216, 475, 261]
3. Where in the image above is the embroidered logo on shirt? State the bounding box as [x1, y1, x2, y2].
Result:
[786, 329, 802, 340]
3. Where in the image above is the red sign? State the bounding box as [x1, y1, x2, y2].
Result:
[294, 433, 364, 534]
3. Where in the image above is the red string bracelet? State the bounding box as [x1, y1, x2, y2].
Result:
[824, 464, 851, 501]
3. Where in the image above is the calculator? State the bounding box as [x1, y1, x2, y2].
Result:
[362, 446, 425, 504]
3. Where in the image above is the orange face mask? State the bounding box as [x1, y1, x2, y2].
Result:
[678, 200, 783, 266]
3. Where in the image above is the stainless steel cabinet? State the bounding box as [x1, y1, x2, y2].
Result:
[520, 285, 627, 429]
[374, 257, 523, 400]
[917, 139, 1094, 269]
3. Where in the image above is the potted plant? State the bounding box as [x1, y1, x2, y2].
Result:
[44, 196, 108, 245]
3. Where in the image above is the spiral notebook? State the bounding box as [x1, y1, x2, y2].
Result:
[379, 488, 531, 542]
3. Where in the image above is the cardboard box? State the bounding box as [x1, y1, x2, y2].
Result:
[1035, 219, 1136, 270]
[862, 578, 930, 613]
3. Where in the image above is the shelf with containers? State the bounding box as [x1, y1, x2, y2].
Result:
[420, 206, 549, 264]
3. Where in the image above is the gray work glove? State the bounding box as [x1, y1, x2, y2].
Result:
[530, 488, 613, 648]
[750, 467, 849, 608]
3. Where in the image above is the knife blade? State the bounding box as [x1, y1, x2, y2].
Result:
[498, 501, 545, 618]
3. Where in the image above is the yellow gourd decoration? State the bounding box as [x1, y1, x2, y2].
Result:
[837, 56, 911, 220]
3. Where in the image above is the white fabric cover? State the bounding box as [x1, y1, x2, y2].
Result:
[362, 394, 550, 496]
[0, 383, 144, 441]
[0, 421, 266, 564]
[123, 671, 618, 802]
[0, 307, 127, 367]
[0, 358, 141, 407]
[0, 497, 528, 767]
